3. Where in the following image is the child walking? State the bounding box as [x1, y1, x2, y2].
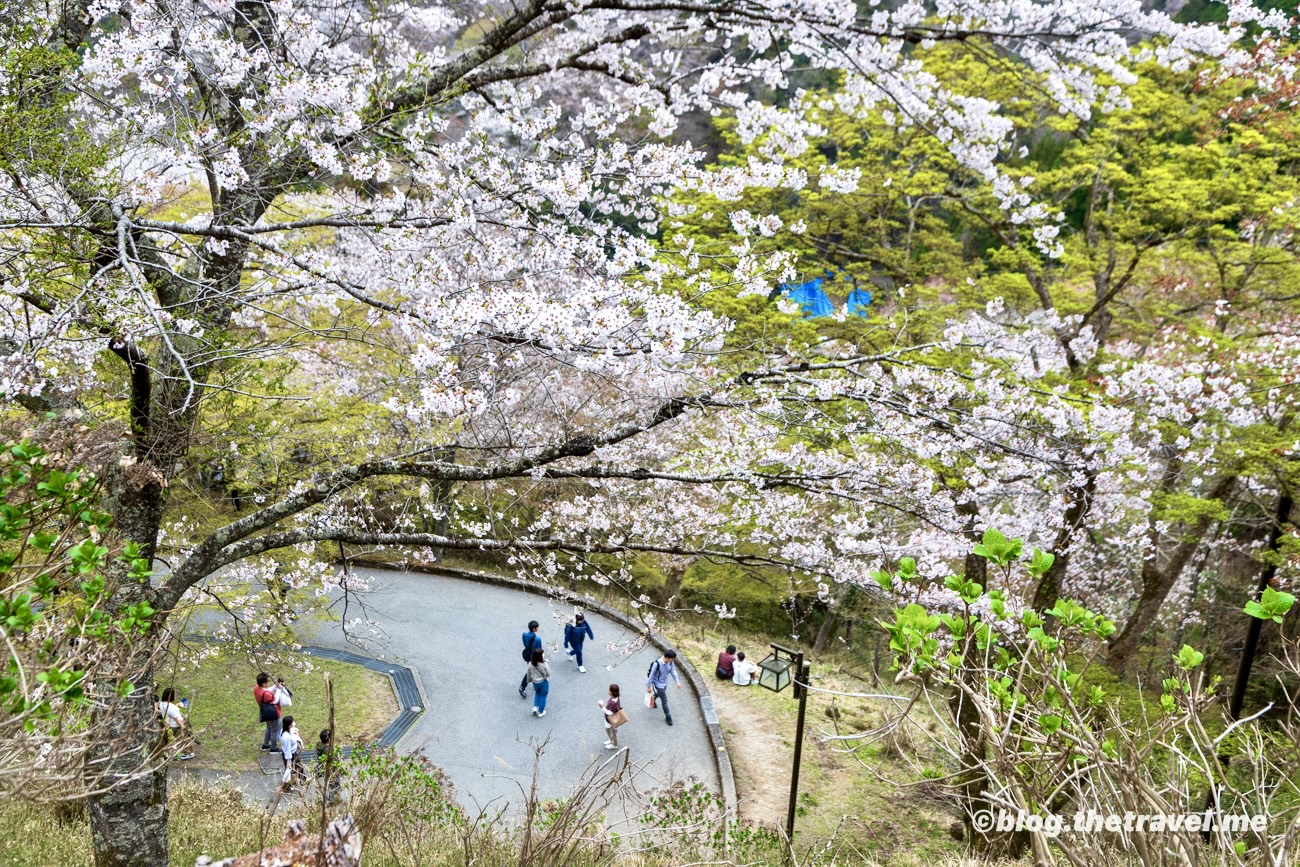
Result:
[598, 684, 626, 749]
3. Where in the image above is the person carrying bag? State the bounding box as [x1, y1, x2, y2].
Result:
[599, 684, 628, 749]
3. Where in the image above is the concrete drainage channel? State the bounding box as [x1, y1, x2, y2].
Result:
[177, 635, 425, 761]
[300, 645, 425, 750]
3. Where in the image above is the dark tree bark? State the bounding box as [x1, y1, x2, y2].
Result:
[812, 607, 838, 653]
[954, 503, 993, 849]
[87, 682, 168, 867]
[1033, 465, 1096, 610]
[1107, 470, 1236, 672]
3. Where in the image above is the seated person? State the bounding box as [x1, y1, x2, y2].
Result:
[732, 651, 758, 686]
[716, 645, 736, 680]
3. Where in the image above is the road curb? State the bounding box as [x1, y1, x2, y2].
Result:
[344, 557, 739, 822]
[301, 645, 424, 749]
[181, 635, 424, 754]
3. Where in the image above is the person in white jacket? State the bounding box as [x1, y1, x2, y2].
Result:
[279, 716, 306, 788]
[272, 676, 293, 708]
[732, 652, 758, 686]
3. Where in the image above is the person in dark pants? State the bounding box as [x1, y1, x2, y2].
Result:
[519, 620, 543, 698]
[315, 729, 341, 805]
[646, 649, 683, 726]
[563, 612, 595, 672]
[254, 672, 281, 750]
[716, 645, 736, 680]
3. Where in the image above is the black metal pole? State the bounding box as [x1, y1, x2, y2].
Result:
[787, 655, 808, 842]
[1202, 490, 1292, 840]
[1228, 491, 1292, 721]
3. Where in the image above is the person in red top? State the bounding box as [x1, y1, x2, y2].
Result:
[716, 645, 736, 680]
[255, 672, 281, 751]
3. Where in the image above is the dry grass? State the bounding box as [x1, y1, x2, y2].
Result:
[675, 630, 965, 865]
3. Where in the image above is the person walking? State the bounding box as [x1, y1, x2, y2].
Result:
[280, 715, 306, 788]
[645, 649, 683, 726]
[527, 649, 551, 717]
[716, 645, 736, 680]
[598, 684, 627, 749]
[564, 612, 595, 672]
[157, 688, 195, 760]
[519, 620, 543, 698]
[254, 672, 281, 751]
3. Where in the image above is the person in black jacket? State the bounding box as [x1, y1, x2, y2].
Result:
[518, 620, 542, 698]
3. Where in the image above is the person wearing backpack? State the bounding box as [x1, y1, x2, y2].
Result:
[563, 612, 595, 672]
[518, 620, 543, 698]
[645, 649, 682, 726]
[254, 672, 281, 751]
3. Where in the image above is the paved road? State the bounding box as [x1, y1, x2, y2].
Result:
[296, 566, 721, 819]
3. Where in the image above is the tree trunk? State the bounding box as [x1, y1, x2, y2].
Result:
[1033, 465, 1096, 610]
[1108, 473, 1235, 672]
[88, 459, 172, 865]
[812, 608, 838, 653]
[954, 504, 992, 848]
[87, 684, 169, 867]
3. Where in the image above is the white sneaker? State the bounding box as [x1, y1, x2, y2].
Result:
[538, 710, 546, 717]
[578, 666, 587, 673]
[532, 708, 538, 716]
[605, 743, 617, 750]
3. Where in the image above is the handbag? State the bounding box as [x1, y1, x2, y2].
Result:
[643, 691, 655, 710]
[259, 699, 278, 722]
[277, 686, 293, 708]
[609, 708, 629, 729]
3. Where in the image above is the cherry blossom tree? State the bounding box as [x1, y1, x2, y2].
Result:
[0, 0, 1282, 863]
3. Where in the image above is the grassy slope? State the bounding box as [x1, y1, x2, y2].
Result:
[0, 779, 1025, 867]
[675, 629, 965, 865]
[153, 649, 398, 771]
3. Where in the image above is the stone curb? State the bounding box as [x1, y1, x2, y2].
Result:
[180, 636, 424, 754]
[344, 557, 739, 822]
[300, 645, 424, 749]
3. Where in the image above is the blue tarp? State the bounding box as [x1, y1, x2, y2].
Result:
[783, 277, 834, 319]
[847, 287, 873, 317]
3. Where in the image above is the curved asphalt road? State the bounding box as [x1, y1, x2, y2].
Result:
[300, 566, 721, 817]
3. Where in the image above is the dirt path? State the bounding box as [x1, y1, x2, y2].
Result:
[709, 683, 793, 829]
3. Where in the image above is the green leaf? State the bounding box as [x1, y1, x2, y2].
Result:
[1173, 644, 1204, 671]
[972, 528, 1023, 566]
[1027, 548, 1055, 578]
[1244, 586, 1295, 624]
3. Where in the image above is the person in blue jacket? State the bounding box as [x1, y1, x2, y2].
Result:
[564, 613, 595, 672]
[518, 620, 543, 698]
